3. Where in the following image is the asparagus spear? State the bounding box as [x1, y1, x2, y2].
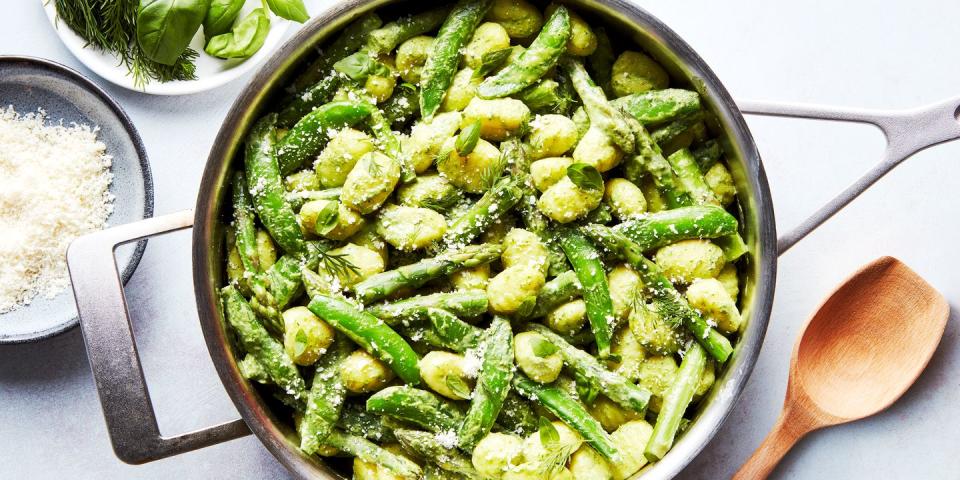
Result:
[477, 6, 571, 98]
[651, 110, 705, 147]
[667, 148, 719, 206]
[394, 429, 482, 478]
[424, 307, 483, 353]
[558, 229, 614, 358]
[221, 286, 306, 400]
[367, 386, 464, 433]
[513, 375, 619, 461]
[561, 57, 635, 154]
[528, 324, 652, 413]
[458, 317, 514, 451]
[580, 224, 734, 362]
[644, 342, 707, 461]
[325, 429, 422, 479]
[366, 6, 451, 54]
[622, 117, 692, 209]
[353, 243, 502, 304]
[692, 139, 723, 172]
[497, 392, 540, 436]
[364, 290, 488, 326]
[612, 205, 739, 252]
[307, 295, 422, 384]
[299, 336, 352, 454]
[288, 12, 383, 93]
[337, 400, 397, 444]
[442, 178, 523, 248]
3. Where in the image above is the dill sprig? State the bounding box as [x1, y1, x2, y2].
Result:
[318, 249, 361, 280]
[52, 0, 199, 86]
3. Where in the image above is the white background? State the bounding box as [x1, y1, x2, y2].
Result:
[2, 1, 959, 478]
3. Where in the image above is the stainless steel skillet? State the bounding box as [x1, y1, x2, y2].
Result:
[65, 0, 960, 478]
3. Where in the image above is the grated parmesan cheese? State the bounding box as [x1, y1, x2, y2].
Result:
[0, 107, 114, 313]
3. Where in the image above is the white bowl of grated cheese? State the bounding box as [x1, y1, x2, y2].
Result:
[0, 56, 153, 343]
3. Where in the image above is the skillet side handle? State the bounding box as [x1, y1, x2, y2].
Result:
[66, 210, 250, 465]
[739, 96, 960, 256]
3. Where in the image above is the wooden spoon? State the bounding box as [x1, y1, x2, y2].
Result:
[734, 256, 949, 480]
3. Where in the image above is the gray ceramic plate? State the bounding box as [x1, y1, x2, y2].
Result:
[0, 56, 153, 343]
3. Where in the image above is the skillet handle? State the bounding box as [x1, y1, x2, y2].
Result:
[66, 210, 250, 465]
[739, 96, 960, 255]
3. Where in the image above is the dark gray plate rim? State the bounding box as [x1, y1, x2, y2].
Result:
[0, 55, 154, 344]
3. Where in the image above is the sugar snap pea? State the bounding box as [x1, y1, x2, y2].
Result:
[419, 0, 491, 119]
[477, 6, 571, 98]
[299, 336, 352, 454]
[307, 295, 422, 384]
[244, 114, 308, 258]
[275, 101, 375, 176]
[613, 205, 739, 252]
[366, 6, 451, 54]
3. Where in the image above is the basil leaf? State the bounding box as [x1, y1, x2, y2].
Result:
[531, 337, 558, 358]
[566, 163, 603, 192]
[312, 200, 341, 235]
[137, 0, 210, 66]
[538, 416, 560, 447]
[445, 374, 472, 399]
[203, 0, 245, 40]
[205, 8, 271, 59]
[455, 120, 482, 156]
[333, 52, 392, 82]
[264, 0, 309, 23]
[472, 47, 513, 79]
[293, 328, 309, 357]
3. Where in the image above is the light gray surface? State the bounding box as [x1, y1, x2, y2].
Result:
[1, 1, 958, 478]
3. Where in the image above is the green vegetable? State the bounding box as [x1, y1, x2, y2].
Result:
[381, 83, 420, 129]
[366, 386, 464, 432]
[353, 244, 503, 304]
[221, 286, 306, 400]
[203, 0, 244, 40]
[424, 307, 483, 353]
[299, 337, 352, 454]
[471, 47, 513, 78]
[667, 148, 719, 206]
[333, 51, 392, 81]
[587, 27, 615, 96]
[366, 6, 451, 54]
[517, 78, 576, 115]
[612, 205, 739, 252]
[442, 178, 523, 248]
[521, 270, 582, 320]
[613, 89, 702, 126]
[458, 317, 514, 451]
[566, 163, 603, 193]
[562, 57, 635, 154]
[264, 0, 309, 23]
[477, 6, 571, 98]
[529, 324, 652, 414]
[54, 0, 198, 85]
[205, 8, 270, 59]
[644, 343, 707, 461]
[307, 295, 422, 384]
[243, 114, 308, 257]
[325, 430, 422, 479]
[364, 290, 489, 326]
[137, 0, 209, 66]
[289, 13, 382, 93]
[275, 101, 375, 176]
[580, 224, 734, 362]
[394, 429, 481, 478]
[692, 139, 723, 172]
[558, 229, 614, 358]
[513, 375, 619, 461]
[419, 0, 491, 119]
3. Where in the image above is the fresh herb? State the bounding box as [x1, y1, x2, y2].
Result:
[312, 200, 341, 235]
[53, 0, 199, 86]
[203, 0, 245, 40]
[538, 416, 560, 447]
[455, 120, 481, 156]
[137, 0, 209, 65]
[445, 374, 472, 399]
[567, 163, 604, 192]
[531, 337, 559, 358]
[293, 328, 309, 357]
[480, 153, 508, 190]
[318, 248, 360, 280]
[206, 8, 271, 59]
[264, 0, 310, 23]
[333, 51, 392, 82]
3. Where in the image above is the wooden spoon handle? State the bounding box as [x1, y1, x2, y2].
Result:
[734, 407, 816, 480]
